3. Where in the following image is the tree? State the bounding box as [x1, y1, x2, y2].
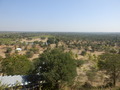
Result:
[47, 37, 55, 44]
[0, 56, 3, 74]
[33, 48, 77, 89]
[109, 49, 117, 54]
[30, 47, 39, 54]
[5, 47, 12, 53]
[98, 53, 120, 87]
[26, 51, 34, 58]
[118, 49, 120, 54]
[81, 51, 86, 56]
[1, 54, 32, 75]
[86, 67, 97, 84]
[75, 60, 85, 67]
[0, 56, 2, 62]
[41, 37, 46, 40]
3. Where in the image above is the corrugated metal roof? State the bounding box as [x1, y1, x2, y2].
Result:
[0, 75, 28, 87]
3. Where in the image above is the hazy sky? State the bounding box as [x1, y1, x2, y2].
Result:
[0, 0, 120, 32]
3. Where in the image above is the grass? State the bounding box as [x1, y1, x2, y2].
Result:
[0, 38, 15, 45]
[31, 35, 54, 39]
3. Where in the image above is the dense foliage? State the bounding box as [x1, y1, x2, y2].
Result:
[98, 53, 120, 86]
[1, 54, 32, 75]
[33, 48, 77, 89]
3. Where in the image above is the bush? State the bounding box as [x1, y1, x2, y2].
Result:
[41, 37, 46, 40]
[81, 51, 86, 56]
[75, 60, 85, 67]
[26, 51, 34, 58]
[30, 48, 39, 54]
[82, 82, 92, 88]
[5, 47, 12, 53]
[1, 54, 32, 75]
[109, 49, 117, 53]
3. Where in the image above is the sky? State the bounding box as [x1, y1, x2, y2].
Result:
[0, 0, 120, 32]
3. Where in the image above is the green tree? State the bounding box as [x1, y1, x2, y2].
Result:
[75, 60, 85, 67]
[86, 67, 97, 84]
[41, 37, 46, 40]
[47, 37, 55, 44]
[33, 48, 77, 89]
[0, 56, 2, 62]
[81, 51, 86, 56]
[0, 56, 3, 74]
[118, 49, 120, 54]
[98, 53, 120, 87]
[5, 47, 12, 53]
[30, 47, 39, 54]
[26, 51, 34, 58]
[1, 54, 32, 75]
[109, 49, 117, 54]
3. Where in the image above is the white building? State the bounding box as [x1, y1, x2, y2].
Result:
[16, 48, 22, 51]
